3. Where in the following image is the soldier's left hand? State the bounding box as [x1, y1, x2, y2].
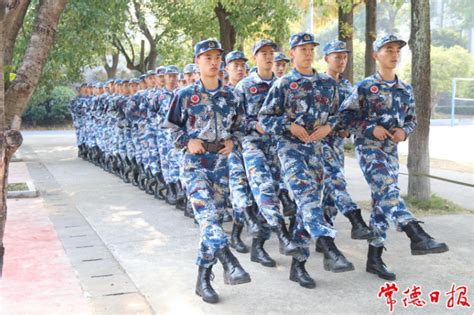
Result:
[309, 125, 332, 142]
[219, 139, 234, 155]
[391, 128, 406, 143]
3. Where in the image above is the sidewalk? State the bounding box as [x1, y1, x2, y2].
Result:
[10, 130, 473, 314]
[0, 162, 91, 314]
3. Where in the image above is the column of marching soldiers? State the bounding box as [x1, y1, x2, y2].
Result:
[69, 33, 449, 304]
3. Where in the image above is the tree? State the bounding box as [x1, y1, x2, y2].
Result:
[407, 0, 431, 200]
[0, 0, 68, 277]
[364, 0, 376, 76]
[337, 0, 361, 83]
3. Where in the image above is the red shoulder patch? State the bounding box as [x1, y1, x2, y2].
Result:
[370, 85, 379, 94]
[249, 86, 258, 94]
[159, 94, 165, 100]
[290, 82, 298, 90]
[190, 95, 200, 103]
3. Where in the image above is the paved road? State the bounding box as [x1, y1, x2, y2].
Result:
[18, 130, 474, 314]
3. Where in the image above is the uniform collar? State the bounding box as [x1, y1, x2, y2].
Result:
[373, 72, 407, 90]
[290, 68, 322, 81]
[249, 71, 276, 85]
[195, 79, 224, 95]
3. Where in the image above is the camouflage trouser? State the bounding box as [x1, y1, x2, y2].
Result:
[131, 126, 142, 164]
[138, 123, 148, 168]
[125, 127, 135, 160]
[183, 152, 229, 267]
[168, 144, 183, 184]
[143, 125, 159, 175]
[117, 126, 127, 160]
[158, 129, 171, 184]
[228, 148, 252, 225]
[276, 137, 337, 262]
[321, 137, 358, 226]
[242, 137, 283, 232]
[355, 139, 416, 247]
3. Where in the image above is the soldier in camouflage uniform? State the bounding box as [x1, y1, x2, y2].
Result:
[235, 40, 302, 269]
[166, 39, 251, 304]
[339, 34, 448, 281]
[259, 32, 355, 289]
[315, 40, 374, 255]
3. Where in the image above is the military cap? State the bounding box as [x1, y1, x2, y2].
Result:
[225, 50, 248, 65]
[165, 65, 180, 74]
[289, 32, 319, 49]
[194, 39, 224, 57]
[373, 34, 407, 52]
[274, 52, 290, 62]
[252, 39, 277, 55]
[323, 40, 351, 56]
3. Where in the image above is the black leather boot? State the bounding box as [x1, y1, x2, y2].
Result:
[279, 189, 297, 217]
[216, 246, 251, 285]
[289, 258, 316, 289]
[250, 238, 276, 267]
[175, 181, 186, 210]
[345, 209, 375, 240]
[113, 155, 122, 177]
[195, 266, 219, 304]
[184, 197, 195, 218]
[166, 182, 178, 205]
[288, 215, 296, 236]
[318, 236, 354, 273]
[131, 158, 139, 186]
[145, 169, 156, 195]
[315, 237, 323, 253]
[243, 205, 261, 237]
[366, 245, 396, 280]
[272, 217, 303, 257]
[137, 164, 147, 191]
[124, 157, 132, 183]
[402, 221, 449, 255]
[153, 172, 166, 200]
[230, 223, 249, 253]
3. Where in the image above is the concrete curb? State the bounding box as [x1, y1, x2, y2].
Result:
[7, 181, 39, 198]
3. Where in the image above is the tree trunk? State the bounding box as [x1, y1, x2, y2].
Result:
[338, 1, 354, 83]
[4, 0, 31, 68]
[365, 0, 376, 76]
[104, 51, 119, 79]
[0, 0, 67, 277]
[408, 0, 431, 200]
[214, 1, 236, 53]
[4, 0, 68, 127]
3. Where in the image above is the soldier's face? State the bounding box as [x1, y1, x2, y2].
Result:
[184, 73, 195, 85]
[254, 46, 274, 72]
[325, 52, 348, 74]
[273, 60, 288, 78]
[195, 50, 221, 78]
[290, 44, 315, 70]
[157, 75, 165, 87]
[165, 74, 177, 89]
[374, 43, 401, 69]
[226, 59, 246, 83]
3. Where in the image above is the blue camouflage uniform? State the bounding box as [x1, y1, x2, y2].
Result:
[157, 65, 181, 185]
[320, 40, 359, 226]
[338, 35, 418, 247]
[166, 39, 244, 267]
[259, 33, 340, 261]
[234, 41, 282, 240]
[224, 50, 254, 227]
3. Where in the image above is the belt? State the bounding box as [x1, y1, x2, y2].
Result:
[203, 141, 225, 153]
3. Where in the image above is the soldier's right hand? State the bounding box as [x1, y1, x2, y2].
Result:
[373, 126, 393, 141]
[256, 122, 266, 135]
[188, 139, 206, 154]
[290, 123, 310, 143]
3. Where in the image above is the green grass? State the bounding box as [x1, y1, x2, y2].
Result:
[358, 194, 470, 216]
[7, 182, 28, 191]
[404, 194, 469, 215]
